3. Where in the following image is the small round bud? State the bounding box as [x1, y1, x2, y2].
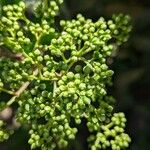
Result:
[19, 2, 26, 9]
[79, 83, 86, 90]
[67, 72, 74, 79]
[17, 31, 23, 37]
[75, 65, 82, 72]
[34, 49, 41, 55]
[60, 20, 66, 26]
[37, 56, 43, 62]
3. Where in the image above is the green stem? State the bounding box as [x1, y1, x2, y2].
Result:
[0, 87, 15, 95]
[39, 77, 58, 81]
[105, 122, 113, 129]
[8, 29, 15, 38]
[34, 33, 42, 49]
[22, 51, 35, 64]
[78, 45, 88, 56]
[37, 64, 43, 78]
[67, 61, 75, 71]
[6, 96, 17, 106]
[61, 53, 67, 63]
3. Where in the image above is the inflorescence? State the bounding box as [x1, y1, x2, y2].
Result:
[0, 0, 131, 149]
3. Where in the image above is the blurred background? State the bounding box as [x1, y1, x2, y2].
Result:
[0, 0, 150, 149]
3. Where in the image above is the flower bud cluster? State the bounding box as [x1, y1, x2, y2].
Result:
[28, 121, 77, 150]
[0, 120, 14, 142]
[0, 1, 131, 150]
[88, 113, 131, 150]
[110, 14, 132, 45]
[35, 0, 63, 20]
[1, 2, 31, 53]
[29, 21, 55, 37]
[0, 58, 33, 90]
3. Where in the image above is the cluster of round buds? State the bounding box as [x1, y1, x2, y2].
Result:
[44, 1, 59, 18]
[111, 113, 127, 127]
[111, 133, 131, 150]
[59, 14, 113, 58]
[36, 0, 63, 19]
[87, 101, 114, 132]
[1, 2, 31, 53]
[0, 120, 14, 142]
[0, 1, 131, 150]
[110, 14, 132, 45]
[2, 2, 25, 21]
[88, 113, 131, 150]
[1, 2, 26, 41]
[0, 58, 26, 90]
[27, 113, 78, 149]
[29, 22, 55, 36]
[17, 31, 31, 45]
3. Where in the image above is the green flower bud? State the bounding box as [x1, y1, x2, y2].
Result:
[6, 11, 13, 17]
[39, 83, 46, 90]
[60, 20, 66, 26]
[68, 134, 75, 139]
[44, 106, 51, 112]
[67, 82, 74, 88]
[37, 56, 43, 62]
[74, 79, 81, 85]
[67, 72, 74, 79]
[83, 64, 93, 74]
[34, 49, 41, 55]
[19, 2, 25, 9]
[24, 38, 30, 43]
[75, 65, 82, 72]
[58, 125, 64, 131]
[83, 96, 91, 105]
[79, 83, 86, 90]
[17, 31, 23, 37]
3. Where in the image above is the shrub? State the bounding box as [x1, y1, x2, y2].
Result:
[0, 0, 131, 149]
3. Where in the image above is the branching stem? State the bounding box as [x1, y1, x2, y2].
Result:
[0, 87, 15, 95]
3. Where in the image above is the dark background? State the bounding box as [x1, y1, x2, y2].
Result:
[0, 0, 150, 149]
